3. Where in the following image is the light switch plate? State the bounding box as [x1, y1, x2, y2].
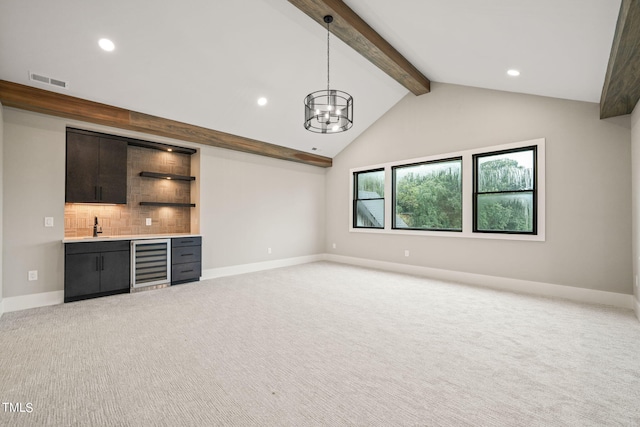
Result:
[44, 217, 54, 227]
[28, 270, 38, 281]
[146, 218, 152, 226]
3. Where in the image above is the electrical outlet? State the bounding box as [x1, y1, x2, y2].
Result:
[28, 270, 38, 281]
[332, 243, 336, 249]
[146, 218, 152, 226]
[404, 250, 410, 257]
[268, 247, 272, 254]
[44, 217, 54, 227]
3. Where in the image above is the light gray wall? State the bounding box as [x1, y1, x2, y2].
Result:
[326, 82, 632, 294]
[3, 109, 66, 298]
[199, 146, 325, 270]
[0, 102, 4, 314]
[632, 101, 640, 313]
[2, 108, 326, 299]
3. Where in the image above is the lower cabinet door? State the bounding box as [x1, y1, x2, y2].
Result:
[100, 250, 131, 292]
[65, 253, 102, 298]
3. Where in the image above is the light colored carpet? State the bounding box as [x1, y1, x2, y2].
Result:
[1, 261, 640, 426]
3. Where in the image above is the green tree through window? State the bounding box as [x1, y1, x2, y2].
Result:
[474, 147, 536, 233]
[393, 158, 462, 231]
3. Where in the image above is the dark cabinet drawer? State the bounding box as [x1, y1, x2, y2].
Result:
[65, 240, 130, 255]
[171, 262, 201, 284]
[171, 236, 202, 285]
[172, 236, 201, 248]
[172, 246, 201, 264]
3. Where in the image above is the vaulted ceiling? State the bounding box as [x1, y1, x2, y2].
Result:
[0, 0, 627, 164]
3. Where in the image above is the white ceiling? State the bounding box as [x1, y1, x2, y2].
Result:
[0, 0, 621, 158]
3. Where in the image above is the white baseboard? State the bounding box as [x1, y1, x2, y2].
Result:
[326, 254, 635, 310]
[3, 290, 64, 313]
[2, 255, 634, 315]
[202, 254, 327, 280]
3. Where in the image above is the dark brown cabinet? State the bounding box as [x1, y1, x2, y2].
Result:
[66, 129, 128, 204]
[64, 241, 131, 302]
[171, 237, 202, 285]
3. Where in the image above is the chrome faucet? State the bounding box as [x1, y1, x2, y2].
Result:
[93, 216, 103, 237]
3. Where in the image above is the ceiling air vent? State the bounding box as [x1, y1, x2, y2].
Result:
[28, 71, 69, 89]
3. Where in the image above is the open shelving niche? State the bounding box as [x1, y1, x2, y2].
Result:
[139, 171, 196, 207]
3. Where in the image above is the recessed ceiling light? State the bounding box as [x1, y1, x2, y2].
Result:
[98, 38, 115, 52]
[507, 69, 520, 77]
[257, 97, 268, 106]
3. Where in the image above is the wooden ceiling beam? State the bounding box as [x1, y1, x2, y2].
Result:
[288, 0, 431, 96]
[0, 80, 332, 168]
[600, 0, 640, 119]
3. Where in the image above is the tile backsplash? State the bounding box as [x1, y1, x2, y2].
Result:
[65, 146, 193, 238]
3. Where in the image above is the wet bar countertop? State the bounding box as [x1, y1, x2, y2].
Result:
[63, 233, 201, 243]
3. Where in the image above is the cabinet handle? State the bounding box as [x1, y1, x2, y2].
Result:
[181, 253, 193, 257]
[180, 240, 194, 244]
[101, 256, 105, 271]
[181, 269, 194, 273]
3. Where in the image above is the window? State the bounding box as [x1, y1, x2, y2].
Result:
[393, 157, 462, 231]
[349, 138, 544, 241]
[473, 146, 536, 234]
[353, 169, 385, 229]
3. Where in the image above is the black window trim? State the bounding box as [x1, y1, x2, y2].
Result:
[472, 145, 538, 235]
[353, 168, 385, 229]
[391, 156, 463, 232]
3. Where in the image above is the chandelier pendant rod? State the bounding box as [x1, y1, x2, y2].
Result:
[327, 17, 330, 95]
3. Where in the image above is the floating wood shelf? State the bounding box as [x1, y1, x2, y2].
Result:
[139, 171, 196, 181]
[139, 202, 196, 208]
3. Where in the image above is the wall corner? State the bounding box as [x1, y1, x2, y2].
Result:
[631, 99, 640, 322]
[0, 101, 4, 319]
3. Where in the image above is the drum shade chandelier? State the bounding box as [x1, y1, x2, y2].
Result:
[304, 15, 353, 133]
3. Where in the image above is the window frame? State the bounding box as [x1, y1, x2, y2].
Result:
[349, 138, 545, 241]
[352, 168, 386, 229]
[472, 145, 538, 235]
[392, 156, 463, 232]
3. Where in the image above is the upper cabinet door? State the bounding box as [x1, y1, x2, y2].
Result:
[98, 137, 128, 204]
[65, 130, 128, 204]
[66, 131, 100, 203]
